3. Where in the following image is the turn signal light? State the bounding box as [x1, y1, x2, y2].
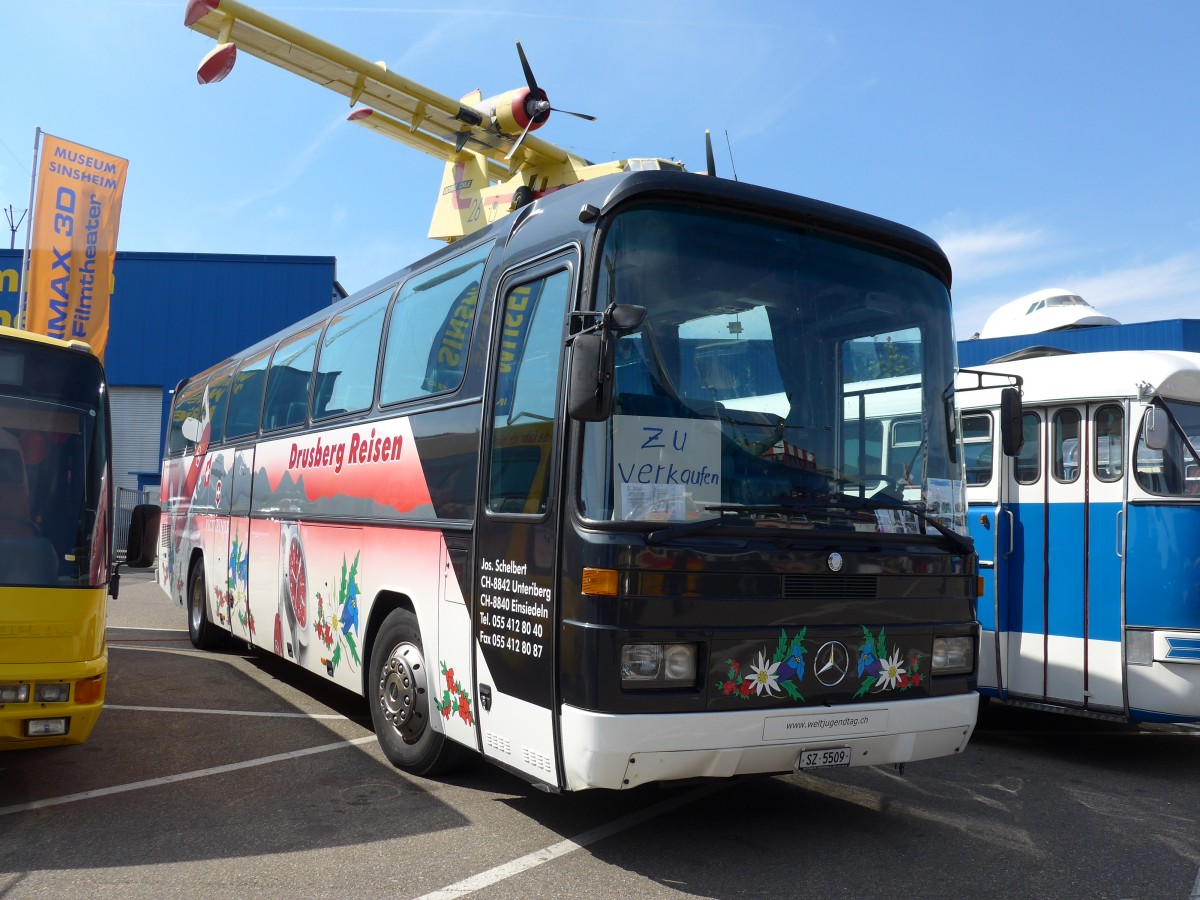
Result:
[74, 676, 104, 704]
[581, 567, 618, 596]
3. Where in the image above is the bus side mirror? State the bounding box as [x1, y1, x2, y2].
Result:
[1000, 388, 1024, 456]
[567, 332, 612, 422]
[566, 304, 644, 422]
[1144, 404, 1169, 450]
[181, 417, 203, 443]
[125, 504, 162, 569]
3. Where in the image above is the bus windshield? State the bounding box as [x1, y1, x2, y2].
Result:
[0, 338, 110, 587]
[581, 204, 963, 535]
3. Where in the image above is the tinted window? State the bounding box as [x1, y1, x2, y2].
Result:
[201, 369, 234, 446]
[224, 348, 272, 439]
[167, 382, 205, 455]
[487, 269, 570, 515]
[263, 326, 321, 432]
[313, 288, 391, 420]
[380, 242, 492, 406]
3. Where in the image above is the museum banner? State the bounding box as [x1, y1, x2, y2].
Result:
[24, 133, 128, 362]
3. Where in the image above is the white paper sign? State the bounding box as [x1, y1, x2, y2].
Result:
[612, 415, 722, 520]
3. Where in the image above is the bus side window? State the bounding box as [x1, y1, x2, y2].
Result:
[1053, 408, 1081, 483]
[1094, 405, 1123, 482]
[380, 242, 492, 406]
[224, 349, 272, 440]
[263, 325, 322, 432]
[204, 371, 234, 445]
[962, 412, 993, 486]
[313, 287, 392, 420]
[1015, 412, 1040, 484]
[167, 382, 206, 455]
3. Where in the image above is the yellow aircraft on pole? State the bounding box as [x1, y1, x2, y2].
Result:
[183, 0, 689, 242]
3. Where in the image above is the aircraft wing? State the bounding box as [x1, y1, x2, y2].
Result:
[184, 0, 579, 170]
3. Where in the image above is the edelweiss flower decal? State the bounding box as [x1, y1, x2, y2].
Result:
[876, 648, 906, 690]
[715, 628, 806, 702]
[745, 650, 782, 697]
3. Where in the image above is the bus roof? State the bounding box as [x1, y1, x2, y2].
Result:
[180, 169, 954, 386]
[962, 349, 1200, 405]
[0, 325, 95, 356]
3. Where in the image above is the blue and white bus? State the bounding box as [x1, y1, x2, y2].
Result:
[960, 348, 1200, 722]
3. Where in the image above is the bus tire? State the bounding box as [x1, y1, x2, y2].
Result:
[369, 608, 464, 776]
[187, 561, 224, 650]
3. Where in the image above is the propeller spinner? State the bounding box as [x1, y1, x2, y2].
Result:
[506, 41, 595, 159]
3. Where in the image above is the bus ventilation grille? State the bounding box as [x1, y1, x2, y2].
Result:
[782, 575, 878, 600]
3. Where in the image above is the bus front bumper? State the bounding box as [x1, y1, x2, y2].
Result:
[559, 692, 977, 791]
[0, 658, 106, 749]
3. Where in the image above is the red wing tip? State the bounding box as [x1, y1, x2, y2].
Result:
[183, 0, 220, 28]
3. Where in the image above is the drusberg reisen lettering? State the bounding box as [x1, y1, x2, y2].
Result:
[288, 428, 400, 474]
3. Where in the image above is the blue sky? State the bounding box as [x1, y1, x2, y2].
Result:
[2, 1, 1198, 339]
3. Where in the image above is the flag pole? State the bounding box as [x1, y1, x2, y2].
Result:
[17, 127, 42, 331]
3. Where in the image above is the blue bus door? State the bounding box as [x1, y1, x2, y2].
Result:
[996, 404, 1126, 712]
[1000, 409, 1050, 702]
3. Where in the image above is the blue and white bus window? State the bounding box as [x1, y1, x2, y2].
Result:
[1053, 409, 1081, 483]
[1015, 412, 1041, 484]
[962, 413, 993, 486]
[1094, 405, 1124, 482]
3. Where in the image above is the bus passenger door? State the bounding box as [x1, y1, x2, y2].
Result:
[1002, 410, 1048, 701]
[473, 259, 574, 788]
[962, 411, 1005, 695]
[1043, 406, 1086, 704]
[1083, 402, 1126, 712]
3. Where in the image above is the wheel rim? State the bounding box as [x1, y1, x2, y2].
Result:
[377, 641, 428, 744]
[189, 574, 204, 633]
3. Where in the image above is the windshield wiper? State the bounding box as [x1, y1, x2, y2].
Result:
[825, 493, 975, 555]
[645, 508, 748, 544]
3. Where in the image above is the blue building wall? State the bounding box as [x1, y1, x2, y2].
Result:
[958, 319, 1200, 367]
[1, 247, 340, 478]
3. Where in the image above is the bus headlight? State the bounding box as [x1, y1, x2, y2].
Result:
[1, 684, 31, 703]
[34, 683, 71, 703]
[621, 643, 697, 688]
[932, 636, 974, 675]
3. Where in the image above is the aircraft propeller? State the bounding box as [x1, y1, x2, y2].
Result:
[506, 41, 595, 160]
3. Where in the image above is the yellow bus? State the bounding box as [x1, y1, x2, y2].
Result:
[0, 325, 157, 748]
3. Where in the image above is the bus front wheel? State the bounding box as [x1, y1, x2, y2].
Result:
[369, 608, 464, 776]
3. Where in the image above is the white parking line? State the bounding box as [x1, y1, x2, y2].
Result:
[414, 781, 728, 900]
[0, 736, 376, 817]
[106, 704, 353, 720]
